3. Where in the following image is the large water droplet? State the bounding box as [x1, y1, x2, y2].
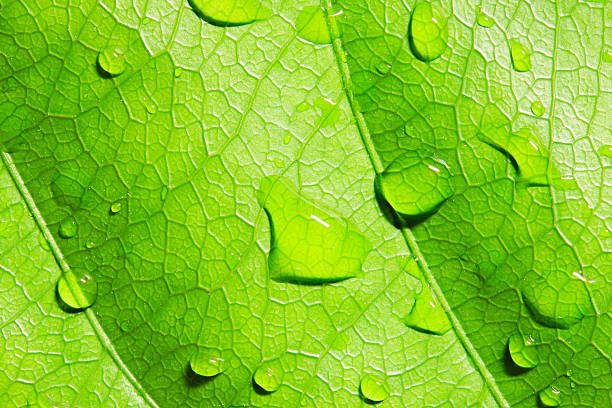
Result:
[56, 273, 97, 310]
[531, 100, 545, 116]
[360, 373, 390, 403]
[476, 7, 494, 28]
[257, 177, 371, 284]
[189, 0, 272, 26]
[58, 217, 77, 239]
[479, 127, 570, 187]
[190, 349, 223, 377]
[507, 333, 538, 369]
[376, 152, 454, 223]
[509, 39, 532, 72]
[409, 2, 448, 62]
[404, 275, 450, 335]
[296, 6, 332, 45]
[520, 271, 592, 329]
[538, 384, 562, 407]
[97, 47, 126, 77]
[253, 364, 281, 393]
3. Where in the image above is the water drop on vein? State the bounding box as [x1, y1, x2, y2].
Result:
[56, 273, 97, 310]
[539, 384, 561, 407]
[189, 0, 272, 26]
[507, 333, 538, 369]
[190, 349, 223, 377]
[59, 217, 77, 239]
[253, 364, 281, 393]
[174, 67, 183, 78]
[476, 8, 494, 28]
[509, 39, 532, 72]
[409, 2, 448, 62]
[97, 47, 126, 77]
[257, 176, 371, 284]
[404, 281, 451, 335]
[360, 373, 390, 403]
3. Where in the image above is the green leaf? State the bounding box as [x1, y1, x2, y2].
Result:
[0, 0, 610, 407]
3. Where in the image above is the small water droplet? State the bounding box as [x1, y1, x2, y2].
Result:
[314, 97, 340, 128]
[56, 273, 97, 310]
[507, 333, 538, 369]
[257, 176, 371, 284]
[58, 217, 77, 239]
[296, 6, 332, 45]
[360, 373, 390, 403]
[509, 39, 532, 72]
[296, 101, 310, 112]
[174, 67, 183, 78]
[85, 240, 95, 249]
[538, 385, 561, 407]
[253, 364, 281, 393]
[404, 280, 451, 335]
[566, 368, 573, 377]
[598, 145, 612, 159]
[375, 62, 391, 75]
[160, 185, 168, 201]
[120, 320, 132, 332]
[376, 152, 454, 222]
[110, 201, 122, 214]
[38, 234, 50, 251]
[97, 47, 126, 77]
[273, 158, 285, 168]
[144, 98, 157, 114]
[190, 349, 223, 377]
[409, 2, 448, 62]
[283, 134, 292, 144]
[476, 8, 494, 28]
[531, 100, 545, 116]
[189, 0, 272, 26]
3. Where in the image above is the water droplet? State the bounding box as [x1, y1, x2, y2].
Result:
[110, 201, 122, 214]
[296, 6, 332, 45]
[38, 234, 50, 251]
[507, 333, 538, 368]
[376, 152, 454, 222]
[538, 385, 561, 407]
[520, 272, 591, 329]
[190, 349, 223, 377]
[253, 364, 281, 393]
[160, 185, 168, 201]
[359, 373, 390, 403]
[283, 134, 292, 144]
[314, 97, 340, 128]
[144, 98, 157, 114]
[603, 48, 612, 63]
[404, 281, 451, 335]
[479, 127, 569, 187]
[531, 100, 545, 116]
[375, 62, 391, 75]
[598, 145, 612, 159]
[257, 176, 371, 284]
[566, 368, 573, 377]
[97, 47, 125, 77]
[85, 240, 95, 249]
[189, 0, 272, 26]
[56, 273, 97, 310]
[273, 158, 285, 168]
[58, 217, 77, 239]
[409, 2, 448, 62]
[476, 8, 494, 28]
[119, 320, 132, 332]
[174, 67, 183, 78]
[509, 39, 532, 72]
[296, 101, 310, 112]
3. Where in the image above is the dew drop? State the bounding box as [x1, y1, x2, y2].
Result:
[253, 364, 281, 393]
[359, 373, 390, 403]
[38, 234, 50, 251]
[145, 99, 157, 114]
[476, 8, 494, 28]
[85, 240, 95, 249]
[296, 6, 332, 45]
[283, 134, 292, 144]
[376, 152, 454, 223]
[190, 349, 223, 377]
[404, 281, 451, 335]
[509, 39, 532, 72]
[507, 333, 538, 369]
[375, 62, 391, 75]
[538, 384, 561, 407]
[531, 100, 545, 116]
[174, 67, 183, 78]
[56, 273, 97, 310]
[409, 2, 448, 62]
[296, 101, 310, 112]
[97, 47, 126, 77]
[257, 176, 371, 284]
[160, 185, 168, 201]
[189, 0, 272, 26]
[58, 217, 77, 239]
[273, 158, 285, 168]
[110, 201, 122, 214]
[598, 145, 612, 159]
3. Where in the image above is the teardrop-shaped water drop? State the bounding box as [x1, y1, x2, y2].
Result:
[531, 100, 545, 116]
[190, 349, 223, 377]
[507, 333, 538, 369]
[476, 8, 494, 28]
[97, 47, 126, 77]
[56, 273, 97, 310]
[538, 384, 562, 407]
[296, 6, 332, 45]
[257, 176, 371, 284]
[360, 373, 390, 403]
[404, 262, 451, 335]
[376, 152, 454, 223]
[58, 217, 77, 239]
[253, 364, 281, 393]
[409, 2, 448, 62]
[189, 0, 272, 26]
[110, 201, 122, 214]
[509, 39, 532, 72]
